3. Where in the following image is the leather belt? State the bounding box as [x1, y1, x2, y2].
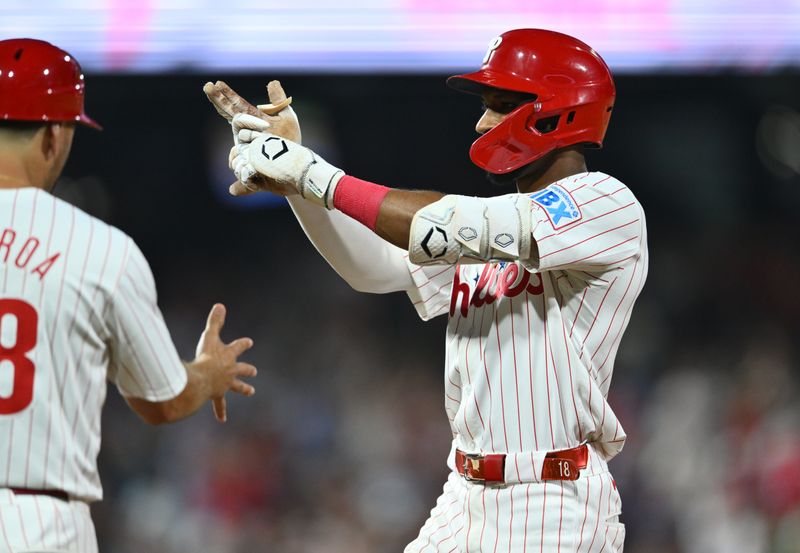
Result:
[455, 444, 589, 484]
[9, 488, 69, 502]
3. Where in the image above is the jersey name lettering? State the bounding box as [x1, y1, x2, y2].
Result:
[0, 228, 61, 281]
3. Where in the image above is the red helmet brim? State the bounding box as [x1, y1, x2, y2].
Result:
[447, 69, 548, 98]
[78, 112, 102, 131]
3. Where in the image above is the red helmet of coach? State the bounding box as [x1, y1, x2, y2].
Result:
[448, 29, 615, 174]
[0, 38, 101, 130]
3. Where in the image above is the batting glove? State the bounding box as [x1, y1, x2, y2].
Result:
[231, 132, 344, 208]
[227, 114, 270, 189]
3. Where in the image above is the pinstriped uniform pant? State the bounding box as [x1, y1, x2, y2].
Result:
[0, 491, 97, 553]
[406, 450, 624, 553]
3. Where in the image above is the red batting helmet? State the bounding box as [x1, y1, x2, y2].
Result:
[448, 29, 615, 174]
[0, 38, 101, 130]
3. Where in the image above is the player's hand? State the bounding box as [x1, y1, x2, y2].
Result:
[224, 113, 297, 196]
[191, 303, 257, 423]
[227, 120, 303, 197]
[229, 131, 344, 207]
[203, 80, 300, 143]
[203, 80, 302, 196]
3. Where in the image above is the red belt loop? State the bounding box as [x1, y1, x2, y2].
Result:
[455, 444, 589, 484]
[9, 488, 69, 502]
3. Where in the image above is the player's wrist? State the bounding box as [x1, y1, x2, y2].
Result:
[331, 176, 391, 231]
[183, 359, 212, 401]
[297, 156, 345, 209]
[243, 134, 345, 207]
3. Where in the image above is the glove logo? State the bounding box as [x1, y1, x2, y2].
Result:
[421, 226, 448, 259]
[494, 233, 514, 248]
[458, 227, 478, 242]
[260, 136, 289, 161]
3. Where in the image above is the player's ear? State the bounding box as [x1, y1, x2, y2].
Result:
[38, 123, 55, 160]
[42, 123, 76, 162]
[40, 123, 63, 161]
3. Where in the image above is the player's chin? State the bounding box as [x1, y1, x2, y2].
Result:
[484, 158, 544, 188]
[485, 166, 526, 187]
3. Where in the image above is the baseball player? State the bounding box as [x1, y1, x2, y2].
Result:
[0, 39, 257, 553]
[207, 28, 645, 552]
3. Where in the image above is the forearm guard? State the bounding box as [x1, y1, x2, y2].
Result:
[408, 193, 532, 266]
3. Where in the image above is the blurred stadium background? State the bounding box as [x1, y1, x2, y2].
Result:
[3, 1, 800, 552]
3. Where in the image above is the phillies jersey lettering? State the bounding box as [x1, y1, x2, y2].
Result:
[0, 188, 187, 502]
[450, 262, 544, 318]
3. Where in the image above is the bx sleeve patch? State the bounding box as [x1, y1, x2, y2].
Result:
[530, 184, 583, 230]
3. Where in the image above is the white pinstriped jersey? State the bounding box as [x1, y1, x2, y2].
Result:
[0, 188, 187, 502]
[406, 172, 647, 462]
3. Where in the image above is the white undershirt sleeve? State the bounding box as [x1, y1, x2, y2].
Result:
[287, 196, 415, 294]
[287, 196, 454, 320]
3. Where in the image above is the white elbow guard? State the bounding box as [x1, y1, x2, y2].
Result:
[408, 194, 532, 266]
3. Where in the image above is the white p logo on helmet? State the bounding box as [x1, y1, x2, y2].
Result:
[483, 36, 503, 65]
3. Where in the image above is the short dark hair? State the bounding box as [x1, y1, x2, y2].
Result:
[0, 120, 46, 138]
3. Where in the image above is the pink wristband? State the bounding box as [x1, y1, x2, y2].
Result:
[332, 175, 391, 231]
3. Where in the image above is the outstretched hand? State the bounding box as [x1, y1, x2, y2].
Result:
[204, 80, 302, 196]
[191, 303, 257, 423]
[203, 80, 264, 122]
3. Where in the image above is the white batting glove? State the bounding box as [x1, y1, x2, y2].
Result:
[229, 114, 271, 190]
[232, 113, 270, 145]
[232, 132, 344, 208]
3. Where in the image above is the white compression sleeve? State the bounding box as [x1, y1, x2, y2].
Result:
[286, 196, 415, 294]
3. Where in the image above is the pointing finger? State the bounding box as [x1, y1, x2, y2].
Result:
[205, 303, 226, 336]
[213, 82, 239, 119]
[227, 337, 254, 357]
[203, 82, 235, 121]
[215, 81, 263, 118]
